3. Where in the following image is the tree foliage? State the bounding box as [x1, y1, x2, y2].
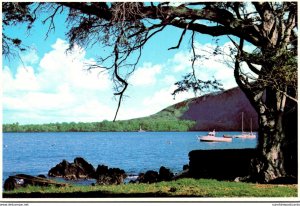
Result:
[3, 119, 195, 133]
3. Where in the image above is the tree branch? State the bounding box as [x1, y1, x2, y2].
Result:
[42, 5, 63, 38]
[246, 61, 261, 75]
[112, 30, 128, 122]
[58, 2, 112, 20]
[168, 19, 195, 50]
[170, 19, 261, 47]
[252, 2, 272, 20]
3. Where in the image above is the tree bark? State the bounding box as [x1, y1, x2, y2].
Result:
[248, 88, 297, 183]
[251, 112, 286, 182]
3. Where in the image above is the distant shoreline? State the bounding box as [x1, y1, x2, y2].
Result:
[2, 130, 257, 133]
[2, 119, 196, 133]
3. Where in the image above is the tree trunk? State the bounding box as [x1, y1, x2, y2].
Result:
[250, 112, 286, 183]
[249, 88, 297, 183]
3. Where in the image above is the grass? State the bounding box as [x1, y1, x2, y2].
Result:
[3, 178, 297, 198]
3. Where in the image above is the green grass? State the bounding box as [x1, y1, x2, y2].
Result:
[3, 178, 297, 198]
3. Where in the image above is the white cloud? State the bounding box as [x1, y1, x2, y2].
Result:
[3, 38, 114, 124]
[3, 66, 40, 93]
[142, 84, 194, 113]
[167, 41, 239, 90]
[20, 49, 39, 65]
[170, 51, 191, 72]
[129, 62, 162, 86]
[163, 75, 177, 85]
[2, 37, 260, 124]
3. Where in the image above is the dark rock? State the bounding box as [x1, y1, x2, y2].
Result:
[129, 180, 136, 184]
[74, 157, 96, 178]
[48, 157, 95, 180]
[48, 159, 126, 185]
[37, 174, 47, 178]
[158, 166, 174, 181]
[4, 174, 67, 191]
[137, 170, 159, 183]
[173, 169, 190, 180]
[95, 165, 108, 175]
[136, 173, 145, 183]
[4, 177, 19, 191]
[64, 163, 80, 179]
[183, 164, 189, 171]
[95, 165, 127, 185]
[97, 175, 114, 185]
[48, 159, 69, 177]
[188, 149, 257, 181]
[136, 167, 175, 183]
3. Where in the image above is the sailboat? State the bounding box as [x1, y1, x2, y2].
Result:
[234, 112, 256, 138]
[138, 125, 145, 132]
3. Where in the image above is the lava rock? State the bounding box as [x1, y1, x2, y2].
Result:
[48, 157, 95, 180]
[3, 177, 19, 191]
[137, 170, 159, 183]
[95, 165, 127, 185]
[158, 166, 174, 181]
[183, 164, 189, 171]
[74, 157, 96, 178]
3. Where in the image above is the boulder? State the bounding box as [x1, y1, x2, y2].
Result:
[137, 170, 159, 183]
[3, 174, 67, 191]
[48, 159, 127, 184]
[48, 157, 95, 180]
[95, 165, 108, 175]
[3, 177, 20, 191]
[48, 159, 69, 177]
[158, 166, 174, 181]
[74, 157, 96, 178]
[37, 174, 47, 178]
[183, 164, 189, 171]
[136, 167, 175, 183]
[95, 165, 127, 185]
[188, 149, 257, 181]
[172, 164, 190, 180]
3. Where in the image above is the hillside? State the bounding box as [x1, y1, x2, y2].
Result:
[151, 87, 258, 131]
[3, 87, 259, 132]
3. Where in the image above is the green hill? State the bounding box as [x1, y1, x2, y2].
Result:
[3, 87, 257, 132]
[151, 86, 258, 131]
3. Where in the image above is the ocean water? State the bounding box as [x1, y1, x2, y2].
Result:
[2, 131, 257, 183]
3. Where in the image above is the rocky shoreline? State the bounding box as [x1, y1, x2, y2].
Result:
[4, 157, 189, 191]
[4, 148, 297, 191]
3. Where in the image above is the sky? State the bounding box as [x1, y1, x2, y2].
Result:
[2, 5, 255, 125]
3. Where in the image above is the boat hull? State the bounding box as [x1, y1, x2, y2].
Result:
[199, 136, 232, 142]
[234, 134, 256, 138]
[234, 133, 256, 138]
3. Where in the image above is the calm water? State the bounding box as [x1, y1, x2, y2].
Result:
[3, 132, 257, 183]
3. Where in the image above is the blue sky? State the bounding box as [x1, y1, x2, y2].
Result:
[2, 6, 256, 124]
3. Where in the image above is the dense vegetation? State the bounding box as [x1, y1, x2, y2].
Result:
[2, 118, 195, 132]
[3, 97, 195, 133]
[3, 178, 297, 198]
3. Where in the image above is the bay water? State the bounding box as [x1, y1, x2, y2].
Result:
[3, 131, 257, 184]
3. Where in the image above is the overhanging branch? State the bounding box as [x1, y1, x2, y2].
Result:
[168, 20, 195, 50]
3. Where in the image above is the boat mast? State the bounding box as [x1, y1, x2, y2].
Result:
[242, 112, 244, 133]
[250, 118, 252, 134]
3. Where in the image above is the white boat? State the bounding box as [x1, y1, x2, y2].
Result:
[234, 112, 256, 138]
[199, 130, 232, 142]
[138, 125, 145, 132]
[235, 132, 256, 138]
